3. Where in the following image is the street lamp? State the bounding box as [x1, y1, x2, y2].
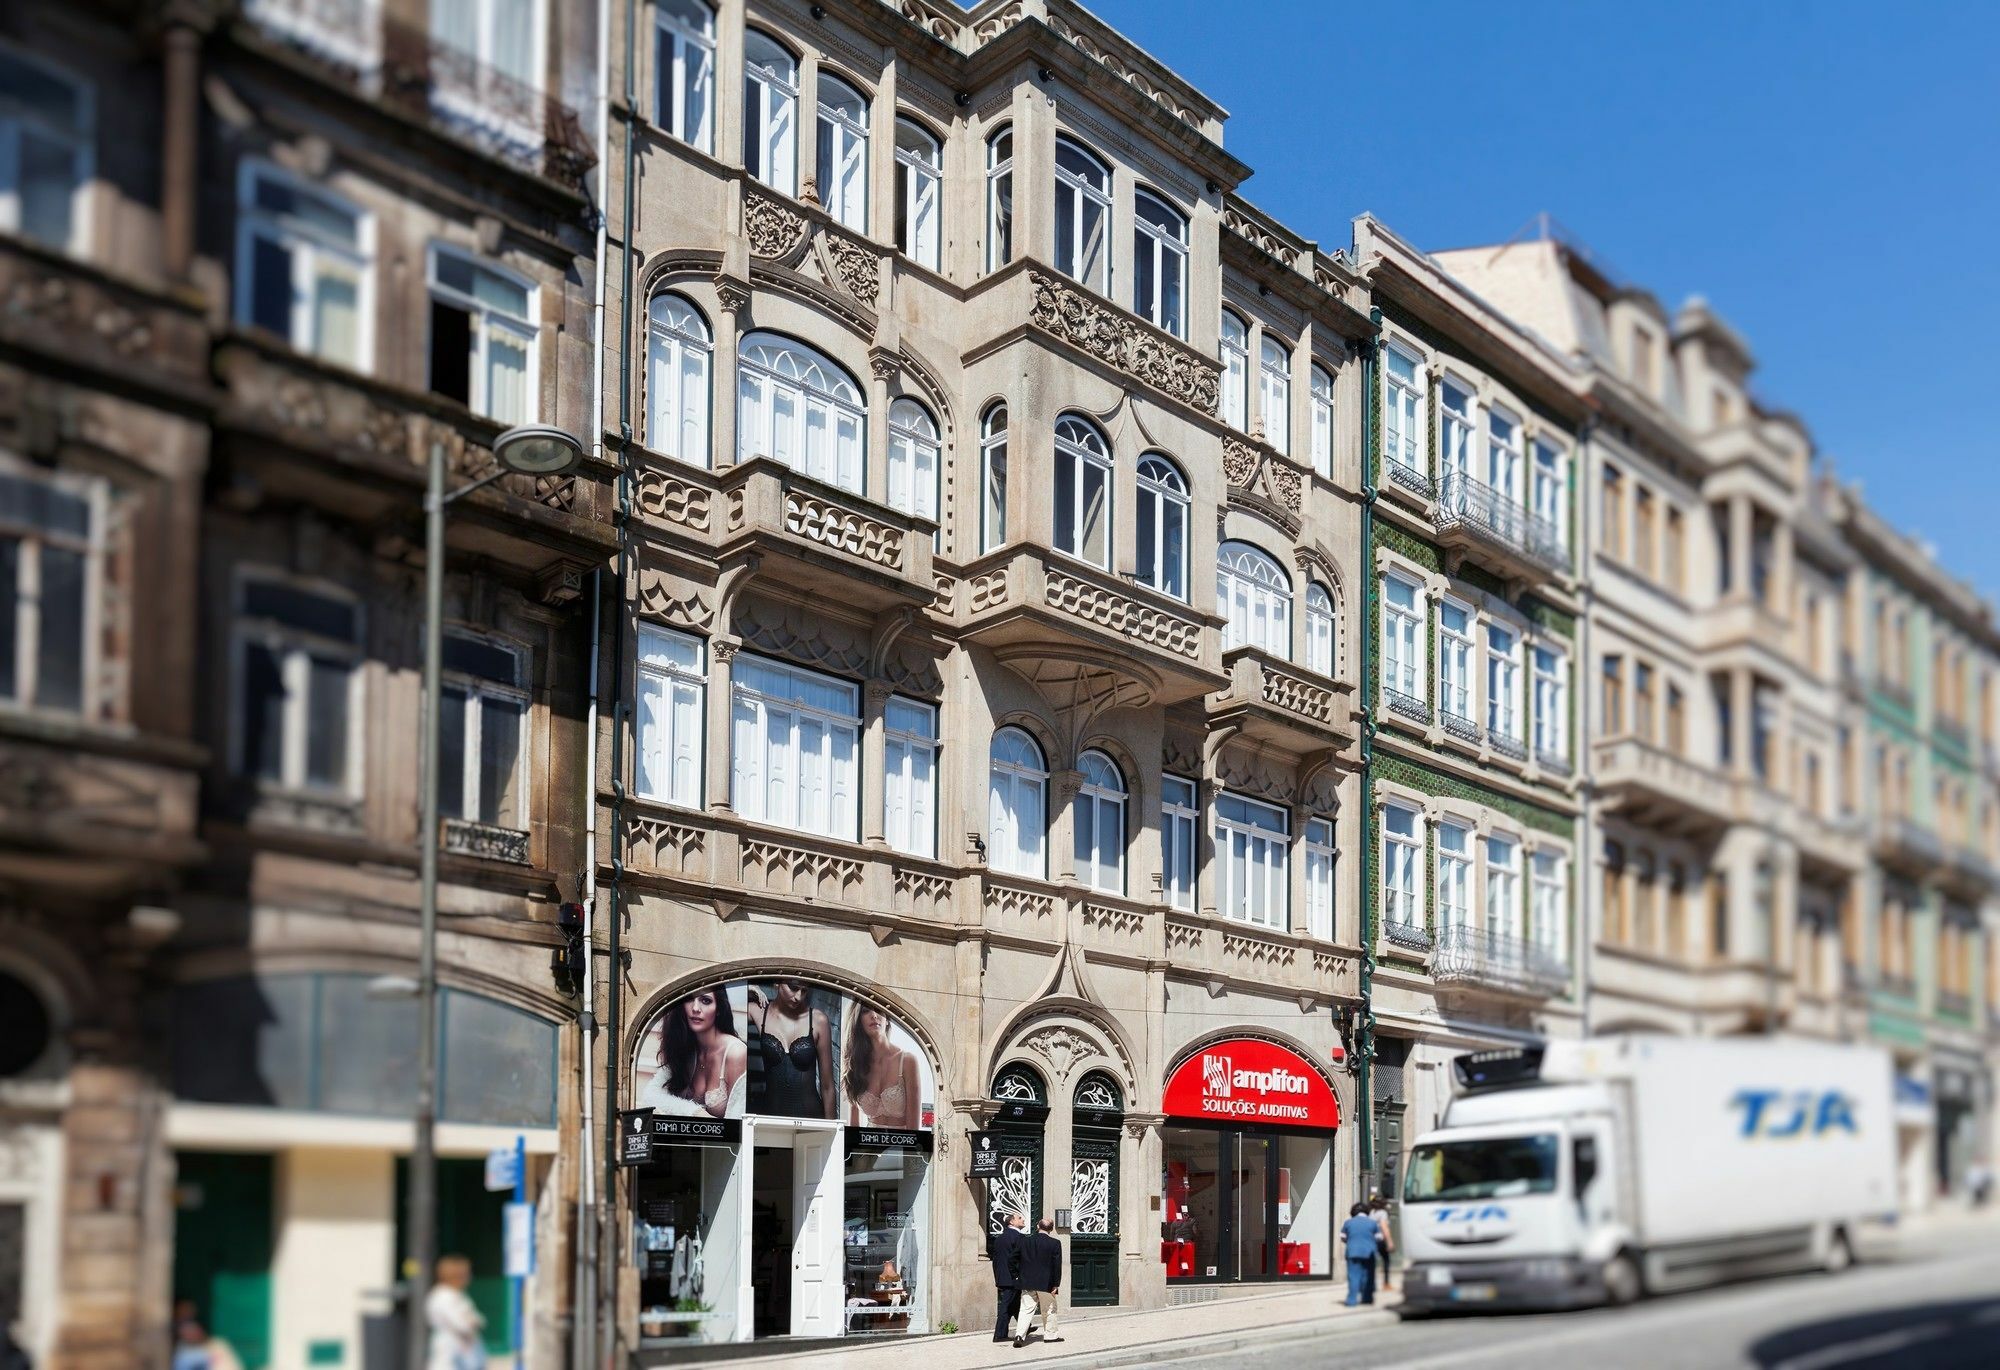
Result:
[407, 424, 584, 1370]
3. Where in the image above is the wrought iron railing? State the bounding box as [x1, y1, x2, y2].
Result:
[1489, 730, 1527, 762]
[1536, 748, 1573, 777]
[1435, 471, 1570, 576]
[1383, 687, 1431, 725]
[1386, 459, 1435, 500]
[1385, 921, 1433, 952]
[1440, 709, 1481, 745]
[1429, 923, 1569, 998]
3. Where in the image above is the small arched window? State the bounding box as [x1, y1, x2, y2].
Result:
[1217, 540, 1291, 658]
[816, 72, 869, 231]
[655, 0, 716, 152]
[1220, 309, 1249, 431]
[981, 403, 1008, 551]
[1054, 414, 1111, 569]
[989, 726, 1048, 878]
[986, 125, 1014, 273]
[1259, 333, 1292, 455]
[1074, 749, 1127, 895]
[646, 292, 711, 466]
[1136, 454, 1189, 601]
[1133, 190, 1187, 338]
[737, 332, 865, 492]
[1054, 135, 1112, 294]
[1305, 581, 1336, 676]
[895, 117, 942, 269]
[887, 397, 939, 525]
[743, 31, 798, 195]
[1309, 363, 1334, 476]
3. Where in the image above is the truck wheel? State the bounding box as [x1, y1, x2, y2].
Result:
[1824, 1228, 1853, 1274]
[1602, 1254, 1642, 1306]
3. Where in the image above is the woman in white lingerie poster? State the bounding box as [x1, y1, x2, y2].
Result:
[636, 986, 746, 1118]
[843, 1005, 921, 1129]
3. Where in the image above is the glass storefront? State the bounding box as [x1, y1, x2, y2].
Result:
[1161, 1126, 1331, 1281]
[635, 1143, 741, 1344]
[841, 1139, 928, 1335]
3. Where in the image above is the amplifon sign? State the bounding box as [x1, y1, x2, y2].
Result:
[1164, 1039, 1340, 1128]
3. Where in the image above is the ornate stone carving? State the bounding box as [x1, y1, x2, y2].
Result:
[1259, 660, 1337, 724]
[1021, 1024, 1087, 1085]
[783, 489, 904, 568]
[972, 1, 1027, 43]
[822, 235, 880, 304]
[442, 818, 530, 864]
[1222, 436, 1304, 538]
[713, 275, 749, 314]
[1222, 206, 1293, 262]
[743, 837, 865, 903]
[1028, 271, 1219, 415]
[1047, 14, 1203, 131]
[892, 0, 960, 44]
[868, 349, 900, 383]
[635, 468, 713, 530]
[1043, 569, 1202, 659]
[740, 596, 867, 674]
[744, 192, 807, 260]
[635, 570, 712, 628]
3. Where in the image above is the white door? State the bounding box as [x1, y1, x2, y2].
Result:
[791, 1127, 839, 1335]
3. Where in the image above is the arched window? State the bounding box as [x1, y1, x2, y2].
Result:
[887, 397, 938, 524]
[1054, 414, 1111, 569]
[1133, 190, 1187, 338]
[742, 31, 798, 195]
[986, 125, 1013, 273]
[989, 726, 1047, 878]
[1309, 363, 1334, 476]
[1259, 333, 1292, 455]
[1220, 309, 1249, 431]
[646, 292, 711, 466]
[654, 0, 715, 152]
[894, 117, 941, 269]
[1136, 454, 1189, 600]
[1073, 1071, 1122, 1112]
[981, 403, 1008, 551]
[1074, 749, 1127, 895]
[1216, 540, 1291, 658]
[737, 332, 865, 492]
[1305, 582, 1336, 676]
[816, 72, 869, 231]
[1053, 135, 1111, 294]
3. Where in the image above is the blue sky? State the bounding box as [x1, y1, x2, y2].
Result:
[1088, 0, 2000, 598]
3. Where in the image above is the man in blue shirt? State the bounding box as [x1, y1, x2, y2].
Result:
[1339, 1202, 1381, 1306]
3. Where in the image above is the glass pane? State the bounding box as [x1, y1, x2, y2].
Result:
[1080, 462, 1108, 566]
[443, 635, 519, 684]
[438, 688, 468, 819]
[34, 544, 85, 711]
[0, 541, 17, 698]
[842, 1143, 929, 1336]
[479, 696, 523, 826]
[440, 990, 556, 1126]
[1054, 187, 1075, 277]
[316, 973, 418, 1116]
[1278, 1133, 1332, 1276]
[241, 641, 286, 782]
[20, 130, 78, 250]
[1238, 1133, 1272, 1278]
[1162, 1126, 1223, 1280]
[312, 266, 360, 367]
[170, 974, 315, 1110]
[250, 236, 294, 338]
[486, 331, 530, 425]
[305, 655, 350, 788]
[243, 582, 357, 641]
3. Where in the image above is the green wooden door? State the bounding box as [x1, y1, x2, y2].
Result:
[1068, 1072, 1122, 1306]
[395, 1157, 510, 1354]
[173, 1152, 275, 1370]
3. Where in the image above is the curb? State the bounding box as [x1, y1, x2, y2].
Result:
[1016, 1309, 1401, 1369]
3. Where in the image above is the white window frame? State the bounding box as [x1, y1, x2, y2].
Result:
[887, 398, 939, 525]
[1132, 189, 1188, 338]
[815, 71, 869, 232]
[1437, 819, 1471, 932]
[1383, 344, 1423, 476]
[1218, 541, 1292, 658]
[653, 0, 716, 152]
[0, 460, 103, 716]
[985, 125, 1013, 274]
[736, 331, 865, 492]
[1486, 834, 1522, 940]
[439, 631, 530, 830]
[1486, 621, 1521, 744]
[988, 725, 1047, 878]
[1258, 333, 1292, 455]
[231, 572, 363, 798]
[980, 404, 1008, 551]
[1381, 572, 1424, 705]
[883, 696, 938, 859]
[646, 291, 712, 467]
[635, 622, 705, 808]
[1381, 802, 1422, 932]
[236, 161, 374, 372]
[894, 116, 942, 270]
[1161, 774, 1198, 912]
[1487, 405, 1523, 499]
[1074, 749, 1127, 895]
[728, 653, 860, 840]
[1305, 815, 1335, 941]
[1532, 438, 1567, 549]
[1220, 309, 1250, 432]
[0, 43, 93, 254]
[1053, 413, 1112, 570]
[1305, 582, 1336, 677]
[1440, 376, 1475, 483]
[1308, 364, 1334, 477]
[1136, 454, 1190, 601]
[427, 243, 538, 425]
[1437, 597, 1474, 726]
[428, 0, 547, 144]
[1532, 850, 1567, 966]
[1532, 643, 1567, 762]
[1215, 791, 1288, 930]
[1053, 135, 1112, 295]
[743, 30, 798, 196]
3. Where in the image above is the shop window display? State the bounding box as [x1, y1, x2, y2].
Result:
[636, 1143, 741, 1343]
[842, 1141, 929, 1334]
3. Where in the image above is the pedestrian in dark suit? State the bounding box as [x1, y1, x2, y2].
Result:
[1013, 1218, 1065, 1346]
[987, 1212, 1028, 1342]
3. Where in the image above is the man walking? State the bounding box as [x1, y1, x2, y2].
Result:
[1339, 1202, 1380, 1306]
[1014, 1217, 1065, 1347]
[987, 1212, 1028, 1343]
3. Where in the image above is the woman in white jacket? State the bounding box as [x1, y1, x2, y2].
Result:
[425, 1256, 485, 1370]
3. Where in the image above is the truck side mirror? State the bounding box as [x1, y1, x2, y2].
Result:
[1572, 1137, 1598, 1200]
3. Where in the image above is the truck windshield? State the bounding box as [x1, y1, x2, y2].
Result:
[1404, 1134, 1559, 1202]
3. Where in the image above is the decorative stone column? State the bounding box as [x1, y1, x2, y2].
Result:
[1729, 494, 1753, 599]
[711, 276, 748, 466]
[1050, 767, 1085, 886]
[867, 348, 898, 504]
[705, 639, 739, 811]
[1289, 801, 1313, 937]
[1195, 776, 1220, 920]
[160, 14, 203, 280]
[862, 679, 890, 847]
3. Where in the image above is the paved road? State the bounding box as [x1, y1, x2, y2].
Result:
[1171, 1223, 2000, 1370]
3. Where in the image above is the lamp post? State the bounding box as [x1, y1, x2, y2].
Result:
[407, 424, 583, 1370]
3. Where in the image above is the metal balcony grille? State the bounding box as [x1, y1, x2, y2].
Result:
[1440, 710, 1481, 745]
[1489, 731, 1527, 762]
[1536, 748, 1573, 776]
[1435, 471, 1570, 576]
[1429, 924, 1568, 998]
[1383, 688, 1431, 725]
[1386, 460, 1435, 500]
[1385, 921, 1433, 953]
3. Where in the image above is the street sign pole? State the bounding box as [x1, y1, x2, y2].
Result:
[512, 1134, 526, 1370]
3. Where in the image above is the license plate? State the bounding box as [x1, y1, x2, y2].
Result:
[1449, 1284, 1497, 1302]
[1425, 1268, 1453, 1288]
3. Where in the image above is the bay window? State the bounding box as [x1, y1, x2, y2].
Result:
[1381, 802, 1421, 932]
[1053, 135, 1111, 294]
[1216, 792, 1287, 929]
[737, 332, 865, 492]
[239, 164, 371, 371]
[0, 46, 91, 252]
[1437, 820, 1471, 932]
[1053, 414, 1111, 569]
[235, 575, 361, 795]
[1074, 750, 1127, 895]
[654, 0, 715, 152]
[980, 404, 1008, 551]
[0, 464, 97, 714]
[894, 117, 941, 269]
[1309, 364, 1334, 476]
[439, 632, 528, 830]
[1258, 334, 1291, 454]
[988, 726, 1047, 878]
[1220, 310, 1250, 432]
[1133, 190, 1187, 338]
[1437, 599, 1473, 726]
[427, 245, 535, 425]
[1217, 541, 1291, 657]
[646, 291, 712, 466]
[1383, 345, 1422, 476]
[1486, 835, 1521, 939]
[635, 623, 704, 808]
[1486, 622, 1521, 745]
[1381, 573, 1424, 706]
[743, 31, 798, 195]
[815, 72, 869, 231]
[730, 655, 859, 840]
[883, 697, 937, 859]
[1306, 816, 1335, 941]
[1305, 583, 1336, 676]
[886, 398, 939, 525]
[1136, 455, 1189, 600]
[985, 125, 1013, 273]
[1532, 644, 1567, 763]
[1162, 776, 1198, 912]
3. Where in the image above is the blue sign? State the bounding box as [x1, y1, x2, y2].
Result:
[1731, 1089, 1858, 1137]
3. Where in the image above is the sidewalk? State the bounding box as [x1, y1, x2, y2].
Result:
[710, 1284, 1400, 1370]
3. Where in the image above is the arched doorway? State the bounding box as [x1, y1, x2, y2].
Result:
[1067, 1071, 1121, 1306]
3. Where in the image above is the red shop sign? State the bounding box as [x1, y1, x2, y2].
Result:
[1163, 1039, 1340, 1129]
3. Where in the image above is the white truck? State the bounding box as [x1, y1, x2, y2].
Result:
[1397, 1035, 1897, 1315]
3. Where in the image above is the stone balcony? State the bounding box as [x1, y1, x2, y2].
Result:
[947, 548, 1225, 709]
[1788, 807, 1867, 877]
[1873, 812, 1946, 877]
[1429, 924, 1569, 1000]
[1939, 840, 2000, 897]
[0, 234, 212, 403]
[1592, 736, 1735, 835]
[1206, 648, 1355, 755]
[1165, 909, 1359, 1004]
[1699, 594, 1792, 657]
[635, 455, 935, 613]
[1433, 471, 1570, 584]
[0, 726, 206, 900]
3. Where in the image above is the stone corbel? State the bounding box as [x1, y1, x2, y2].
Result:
[1050, 768, 1087, 809]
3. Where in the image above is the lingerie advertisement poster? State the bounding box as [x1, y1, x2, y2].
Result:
[632, 978, 935, 1132]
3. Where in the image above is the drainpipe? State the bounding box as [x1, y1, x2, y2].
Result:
[1574, 415, 1595, 1038]
[1356, 307, 1383, 1196]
